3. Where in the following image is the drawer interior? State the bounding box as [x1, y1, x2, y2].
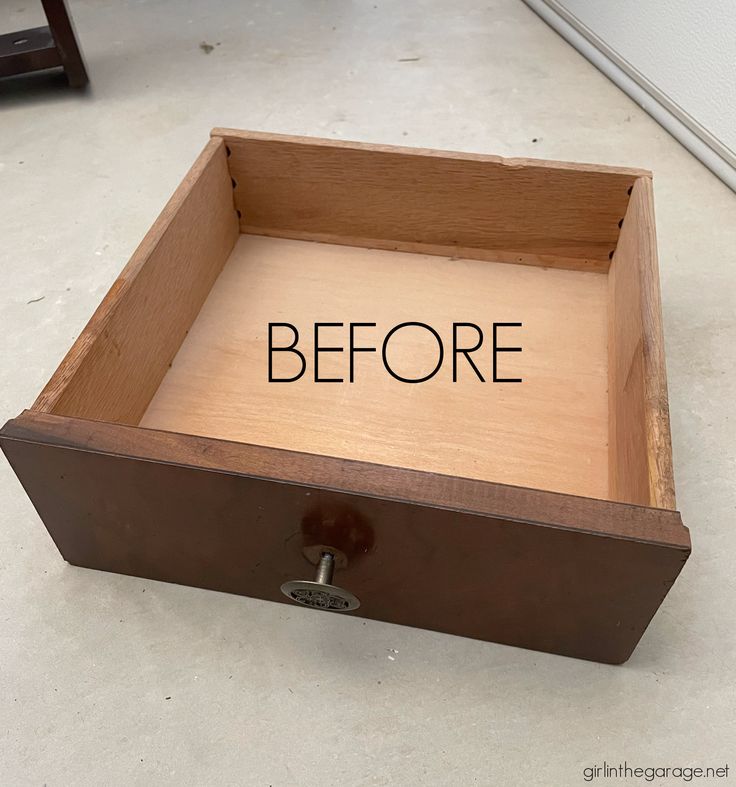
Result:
[140, 234, 609, 499]
[32, 131, 675, 510]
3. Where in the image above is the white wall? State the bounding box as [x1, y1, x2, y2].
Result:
[539, 0, 735, 166]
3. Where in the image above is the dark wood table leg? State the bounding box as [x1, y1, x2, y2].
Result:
[0, 0, 88, 87]
[41, 0, 89, 87]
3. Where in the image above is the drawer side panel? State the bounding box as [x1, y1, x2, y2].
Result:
[33, 138, 239, 425]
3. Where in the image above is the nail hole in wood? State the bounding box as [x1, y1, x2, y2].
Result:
[231, 178, 237, 189]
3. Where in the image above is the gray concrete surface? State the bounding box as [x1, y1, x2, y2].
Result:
[1, 1, 734, 785]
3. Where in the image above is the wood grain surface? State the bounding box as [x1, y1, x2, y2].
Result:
[34, 137, 239, 424]
[608, 177, 675, 508]
[141, 235, 610, 499]
[214, 128, 642, 271]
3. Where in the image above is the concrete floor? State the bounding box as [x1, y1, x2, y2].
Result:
[1, 1, 734, 785]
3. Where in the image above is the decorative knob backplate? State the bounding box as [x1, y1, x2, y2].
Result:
[280, 551, 360, 612]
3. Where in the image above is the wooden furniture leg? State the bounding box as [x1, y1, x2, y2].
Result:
[0, 0, 88, 87]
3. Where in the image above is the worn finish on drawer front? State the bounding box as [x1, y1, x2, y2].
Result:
[2, 411, 689, 664]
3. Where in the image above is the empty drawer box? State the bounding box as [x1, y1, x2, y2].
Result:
[1, 129, 690, 663]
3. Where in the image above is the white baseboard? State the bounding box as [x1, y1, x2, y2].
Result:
[523, 0, 736, 192]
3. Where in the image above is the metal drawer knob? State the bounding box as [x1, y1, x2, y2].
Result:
[280, 551, 360, 612]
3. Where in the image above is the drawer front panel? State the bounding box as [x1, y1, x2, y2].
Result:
[2, 431, 688, 664]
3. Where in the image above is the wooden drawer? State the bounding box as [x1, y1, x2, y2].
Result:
[0, 129, 690, 663]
